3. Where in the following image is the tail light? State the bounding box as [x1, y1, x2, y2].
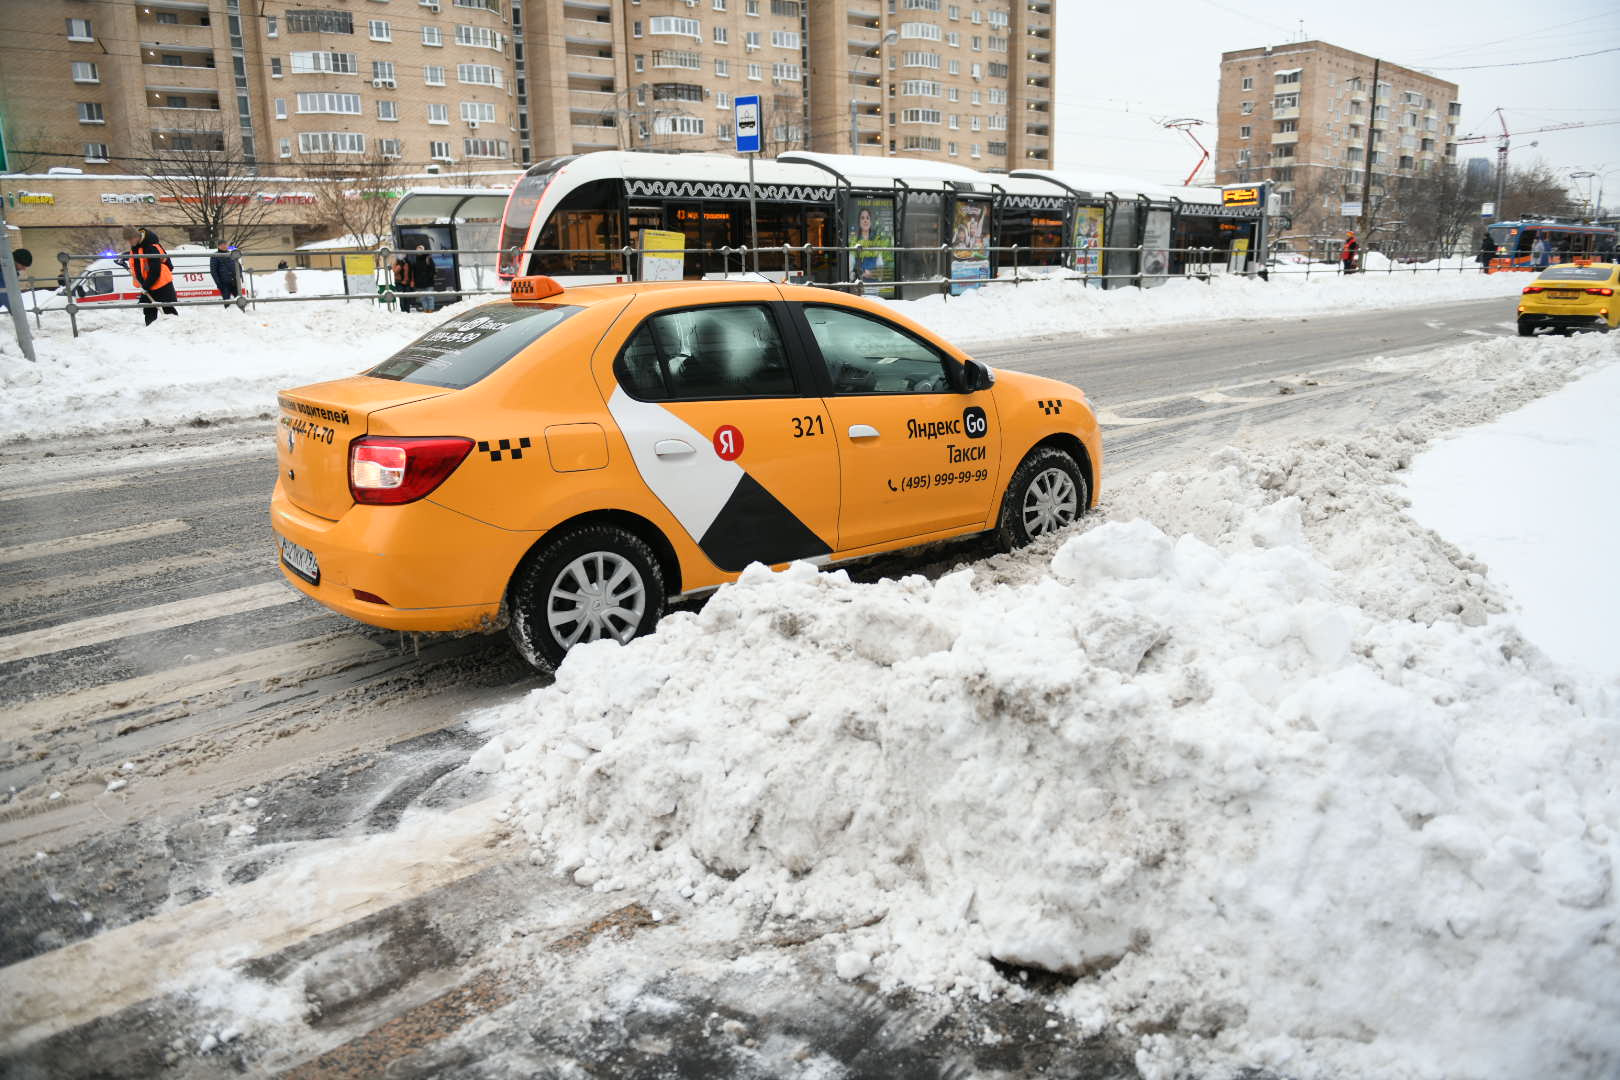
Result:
[1522, 286, 1543, 294]
[350, 436, 473, 505]
[1585, 287, 1614, 296]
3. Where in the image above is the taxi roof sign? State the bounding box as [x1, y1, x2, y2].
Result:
[510, 275, 564, 302]
[1222, 186, 1261, 207]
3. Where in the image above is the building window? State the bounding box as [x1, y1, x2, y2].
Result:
[987, 87, 1005, 105]
[463, 137, 510, 157]
[902, 51, 940, 69]
[634, 55, 644, 72]
[1274, 92, 1298, 109]
[969, 62, 981, 78]
[71, 62, 99, 83]
[649, 16, 700, 37]
[1275, 119, 1296, 133]
[461, 101, 497, 123]
[298, 131, 365, 153]
[274, 97, 287, 119]
[422, 25, 443, 45]
[947, 59, 960, 75]
[66, 17, 94, 41]
[1239, 125, 1250, 139]
[947, 140, 957, 155]
[970, 89, 980, 104]
[1241, 101, 1252, 115]
[632, 20, 642, 37]
[297, 92, 362, 114]
[286, 10, 355, 34]
[946, 86, 958, 102]
[291, 51, 358, 74]
[455, 24, 505, 50]
[653, 115, 704, 135]
[747, 62, 762, 80]
[372, 60, 396, 82]
[714, 58, 729, 76]
[900, 108, 941, 124]
[713, 25, 727, 43]
[1275, 69, 1300, 85]
[369, 19, 391, 41]
[652, 49, 701, 70]
[714, 0, 727, 8]
[84, 142, 109, 162]
[1274, 143, 1295, 158]
[969, 115, 979, 131]
[901, 80, 941, 97]
[716, 91, 731, 108]
[431, 140, 452, 160]
[428, 103, 450, 123]
[457, 63, 504, 86]
[770, 29, 798, 48]
[746, 0, 759, 13]
[771, 62, 800, 81]
[378, 99, 398, 120]
[379, 138, 402, 158]
[266, 15, 278, 37]
[425, 65, 446, 85]
[745, 30, 760, 49]
[948, 3, 959, 16]
[278, 137, 292, 158]
[1241, 76, 1252, 90]
[77, 102, 104, 124]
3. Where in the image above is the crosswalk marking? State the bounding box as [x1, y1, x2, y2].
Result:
[0, 581, 299, 666]
[0, 519, 189, 566]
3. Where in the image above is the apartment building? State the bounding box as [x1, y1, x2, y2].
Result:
[1214, 41, 1460, 239]
[0, 0, 1055, 178]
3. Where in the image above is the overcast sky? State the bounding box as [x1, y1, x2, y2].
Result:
[1051, 0, 1620, 206]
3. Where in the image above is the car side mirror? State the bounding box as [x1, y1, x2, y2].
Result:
[963, 358, 994, 392]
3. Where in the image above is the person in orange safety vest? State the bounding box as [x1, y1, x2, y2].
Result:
[122, 226, 179, 325]
[1341, 230, 1360, 274]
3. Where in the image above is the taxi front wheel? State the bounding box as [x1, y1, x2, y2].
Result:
[994, 447, 1089, 552]
[508, 524, 667, 672]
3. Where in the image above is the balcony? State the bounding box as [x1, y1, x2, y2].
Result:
[1273, 105, 1299, 120]
[571, 124, 619, 149]
[150, 130, 226, 151]
[1024, 122, 1048, 136]
[137, 20, 215, 49]
[565, 54, 615, 81]
[143, 65, 222, 91]
[565, 16, 613, 45]
[570, 88, 615, 111]
[1270, 131, 1298, 144]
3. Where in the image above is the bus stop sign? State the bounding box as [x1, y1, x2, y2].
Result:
[735, 95, 761, 154]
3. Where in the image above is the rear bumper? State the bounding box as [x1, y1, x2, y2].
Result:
[270, 481, 535, 632]
[1518, 310, 1610, 331]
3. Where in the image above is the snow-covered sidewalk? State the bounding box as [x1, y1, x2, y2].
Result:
[0, 270, 1527, 442]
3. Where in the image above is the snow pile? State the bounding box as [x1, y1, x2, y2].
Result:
[471, 333, 1620, 1079]
[901, 265, 1526, 346]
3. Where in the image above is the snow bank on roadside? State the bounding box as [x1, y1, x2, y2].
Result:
[900, 263, 1526, 346]
[470, 331, 1620, 1080]
[0, 269, 1527, 442]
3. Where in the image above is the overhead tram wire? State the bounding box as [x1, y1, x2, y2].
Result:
[1420, 46, 1620, 71]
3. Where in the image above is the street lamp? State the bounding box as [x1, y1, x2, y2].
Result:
[1570, 170, 1596, 220]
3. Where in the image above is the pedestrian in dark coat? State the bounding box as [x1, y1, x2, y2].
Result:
[209, 243, 241, 302]
[1341, 230, 1360, 274]
[122, 226, 178, 324]
[409, 245, 437, 312]
[1476, 233, 1495, 269]
[392, 253, 415, 313]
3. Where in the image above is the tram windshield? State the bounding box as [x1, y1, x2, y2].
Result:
[498, 155, 577, 277]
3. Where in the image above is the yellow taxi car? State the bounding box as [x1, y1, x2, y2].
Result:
[1517, 262, 1619, 336]
[271, 277, 1102, 670]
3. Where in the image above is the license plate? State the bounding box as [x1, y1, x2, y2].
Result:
[279, 536, 320, 585]
[1548, 290, 1579, 299]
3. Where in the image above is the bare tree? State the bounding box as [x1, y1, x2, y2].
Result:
[304, 152, 406, 248]
[134, 117, 278, 247]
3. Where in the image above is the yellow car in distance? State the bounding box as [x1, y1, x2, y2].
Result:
[1517, 262, 1619, 336]
[271, 277, 1102, 670]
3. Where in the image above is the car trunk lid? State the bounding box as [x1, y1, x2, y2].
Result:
[276, 378, 451, 520]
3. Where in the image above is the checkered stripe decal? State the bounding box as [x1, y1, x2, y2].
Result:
[1037, 399, 1064, 415]
[478, 437, 532, 462]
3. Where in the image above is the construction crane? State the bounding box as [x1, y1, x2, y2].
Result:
[1455, 108, 1620, 217]
[1157, 118, 1210, 186]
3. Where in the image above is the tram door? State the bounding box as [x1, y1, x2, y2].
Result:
[669, 203, 738, 277]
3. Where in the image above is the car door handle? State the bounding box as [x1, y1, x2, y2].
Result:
[847, 424, 880, 439]
[653, 439, 695, 457]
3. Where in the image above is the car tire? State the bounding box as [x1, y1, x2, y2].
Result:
[994, 446, 1089, 552]
[507, 524, 666, 672]
[1517, 319, 1535, 337]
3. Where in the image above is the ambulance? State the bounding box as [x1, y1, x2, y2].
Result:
[57, 244, 223, 306]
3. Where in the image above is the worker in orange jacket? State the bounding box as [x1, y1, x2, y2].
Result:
[122, 226, 179, 324]
[1341, 230, 1360, 274]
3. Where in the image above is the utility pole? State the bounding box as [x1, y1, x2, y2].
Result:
[1356, 57, 1380, 242]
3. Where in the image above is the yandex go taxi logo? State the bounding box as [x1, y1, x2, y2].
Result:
[962, 406, 988, 440]
[713, 424, 744, 461]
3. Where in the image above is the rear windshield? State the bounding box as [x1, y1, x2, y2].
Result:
[367, 303, 579, 388]
[1534, 266, 1614, 282]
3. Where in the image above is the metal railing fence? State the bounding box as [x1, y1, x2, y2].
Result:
[7, 240, 1505, 343]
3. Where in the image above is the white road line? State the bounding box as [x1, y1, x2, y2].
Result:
[0, 519, 189, 566]
[0, 798, 510, 1050]
[1099, 371, 1411, 433]
[3, 633, 386, 740]
[1094, 410, 1162, 426]
[0, 581, 299, 666]
[0, 476, 130, 504]
[0, 550, 239, 608]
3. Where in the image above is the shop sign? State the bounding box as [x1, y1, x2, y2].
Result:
[16, 191, 55, 205]
[102, 193, 157, 204]
[1222, 186, 1260, 207]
